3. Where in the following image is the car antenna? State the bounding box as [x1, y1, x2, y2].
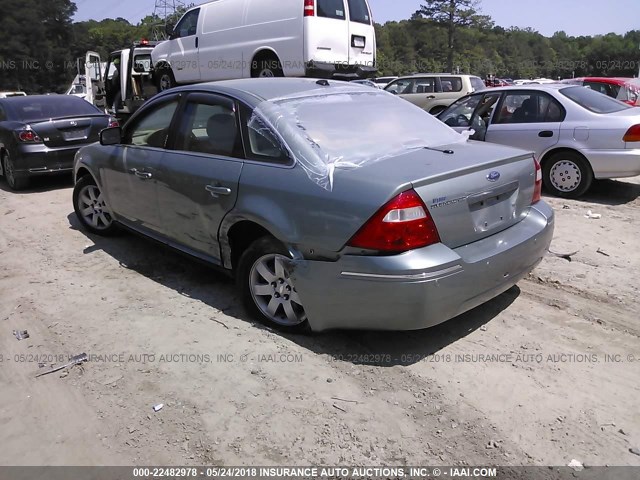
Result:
[423, 146, 455, 155]
[316, 79, 330, 86]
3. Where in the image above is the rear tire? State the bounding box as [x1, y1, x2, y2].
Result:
[251, 55, 284, 78]
[73, 175, 118, 236]
[237, 236, 310, 333]
[2, 151, 29, 191]
[542, 151, 593, 198]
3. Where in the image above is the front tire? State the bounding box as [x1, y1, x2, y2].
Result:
[73, 175, 118, 235]
[237, 236, 309, 332]
[2, 151, 29, 191]
[542, 151, 593, 198]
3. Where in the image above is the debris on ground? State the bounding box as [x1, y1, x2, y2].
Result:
[547, 248, 579, 262]
[568, 459, 584, 472]
[584, 210, 602, 219]
[13, 330, 29, 340]
[153, 403, 164, 412]
[630, 447, 640, 457]
[596, 248, 610, 257]
[35, 353, 88, 378]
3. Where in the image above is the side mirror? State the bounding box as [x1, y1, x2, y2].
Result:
[100, 127, 122, 146]
[165, 23, 175, 37]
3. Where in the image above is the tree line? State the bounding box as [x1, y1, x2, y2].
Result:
[0, 0, 638, 94]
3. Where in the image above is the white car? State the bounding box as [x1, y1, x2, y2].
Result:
[438, 84, 640, 197]
[152, 0, 376, 89]
[0, 91, 27, 98]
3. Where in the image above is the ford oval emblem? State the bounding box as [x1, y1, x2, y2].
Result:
[487, 171, 501, 182]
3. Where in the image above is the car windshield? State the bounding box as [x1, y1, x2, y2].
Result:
[250, 89, 464, 190]
[560, 86, 631, 114]
[7, 96, 101, 121]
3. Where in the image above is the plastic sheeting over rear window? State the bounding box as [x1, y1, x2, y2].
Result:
[248, 88, 466, 190]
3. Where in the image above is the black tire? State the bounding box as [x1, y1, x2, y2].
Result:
[236, 236, 310, 333]
[157, 67, 176, 92]
[542, 151, 593, 199]
[73, 175, 119, 236]
[2, 151, 29, 191]
[251, 55, 284, 78]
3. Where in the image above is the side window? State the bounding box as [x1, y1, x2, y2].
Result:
[385, 79, 413, 95]
[470, 77, 486, 92]
[174, 9, 200, 38]
[440, 95, 482, 127]
[538, 94, 565, 122]
[125, 100, 179, 148]
[494, 93, 535, 124]
[413, 78, 436, 94]
[240, 104, 290, 163]
[177, 98, 243, 158]
[440, 77, 463, 92]
[317, 0, 346, 19]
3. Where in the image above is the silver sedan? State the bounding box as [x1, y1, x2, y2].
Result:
[72, 79, 553, 332]
[438, 84, 640, 198]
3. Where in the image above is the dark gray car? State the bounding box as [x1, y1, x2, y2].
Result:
[0, 95, 115, 190]
[72, 78, 554, 332]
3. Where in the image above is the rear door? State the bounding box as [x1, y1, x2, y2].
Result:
[397, 76, 438, 110]
[345, 0, 374, 67]
[155, 93, 243, 260]
[307, 0, 349, 65]
[485, 90, 564, 158]
[167, 8, 201, 83]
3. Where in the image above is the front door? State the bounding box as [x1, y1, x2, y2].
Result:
[155, 93, 244, 260]
[102, 96, 180, 235]
[168, 8, 201, 83]
[485, 90, 565, 158]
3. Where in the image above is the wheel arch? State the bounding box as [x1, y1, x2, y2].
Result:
[222, 219, 280, 272]
[250, 48, 282, 76]
[539, 147, 593, 176]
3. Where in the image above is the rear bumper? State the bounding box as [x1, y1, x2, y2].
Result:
[12, 144, 81, 177]
[585, 148, 640, 178]
[305, 61, 376, 80]
[292, 201, 554, 332]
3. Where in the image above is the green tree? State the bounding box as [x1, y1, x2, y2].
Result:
[415, 0, 491, 73]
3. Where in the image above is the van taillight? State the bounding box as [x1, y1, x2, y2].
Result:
[623, 124, 640, 142]
[304, 0, 314, 16]
[532, 157, 542, 204]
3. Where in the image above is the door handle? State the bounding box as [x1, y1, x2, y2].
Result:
[538, 130, 554, 138]
[195, 36, 199, 49]
[129, 168, 153, 179]
[426, 95, 436, 99]
[206, 185, 232, 196]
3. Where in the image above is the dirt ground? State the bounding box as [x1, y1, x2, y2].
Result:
[0, 174, 639, 469]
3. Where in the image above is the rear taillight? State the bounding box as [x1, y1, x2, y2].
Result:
[623, 124, 640, 142]
[304, 0, 314, 16]
[17, 129, 42, 143]
[348, 189, 440, 253]
[108, 117, 119, 128]
[532, 157, 542, 204]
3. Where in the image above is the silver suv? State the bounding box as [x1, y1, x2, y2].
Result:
[384, 74, 486, 114]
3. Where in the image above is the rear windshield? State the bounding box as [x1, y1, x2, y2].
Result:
[317, 0, 345, 20]
[6, 96, 102, 122]
[251, 88, 464, 190]
[560, 86, 630, 114]
[347, 0, 371, 24]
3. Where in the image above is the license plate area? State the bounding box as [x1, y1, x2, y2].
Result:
[468, 181, 519, 233]
[62, 128, 89, 141]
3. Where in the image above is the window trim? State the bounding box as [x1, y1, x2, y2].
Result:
[238, 102, 293, 166]
[492, 90, 566, 125]
[346, 0, 372, 25]
[172, 8, 200, 39]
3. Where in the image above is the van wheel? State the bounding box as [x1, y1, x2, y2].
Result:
[157, 67, 176, 91]
[251, 55, 284, 78]
[542, 151, 593, 199]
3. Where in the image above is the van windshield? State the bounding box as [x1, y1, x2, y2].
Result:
[347, 0, 371, 24]
[317, 0, 345, 20]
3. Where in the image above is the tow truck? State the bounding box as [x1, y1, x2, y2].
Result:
[68, 40, 160, 122]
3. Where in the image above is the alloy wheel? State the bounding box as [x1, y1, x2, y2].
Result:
[77, 184, 113, 231]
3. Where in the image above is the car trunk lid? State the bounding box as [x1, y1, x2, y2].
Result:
[28, 115, 109, 148]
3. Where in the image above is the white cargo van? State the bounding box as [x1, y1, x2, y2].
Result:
[151, 0, 376, 90]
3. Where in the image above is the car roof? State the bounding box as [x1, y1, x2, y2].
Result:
[577, 77, 635, 85]
[167, 78, 372, 103]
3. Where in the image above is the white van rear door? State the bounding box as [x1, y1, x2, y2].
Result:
[346, 0, 374, 67]
[307, 0, 349, 65]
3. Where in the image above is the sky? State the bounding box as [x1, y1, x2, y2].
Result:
[73, 0, 640, 38]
